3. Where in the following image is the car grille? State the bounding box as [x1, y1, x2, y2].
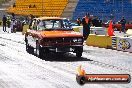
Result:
[43, 37, 83, 46]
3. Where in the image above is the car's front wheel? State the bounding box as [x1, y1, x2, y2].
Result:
[76, 52, 82, 57]
[75, 47, 83, 57]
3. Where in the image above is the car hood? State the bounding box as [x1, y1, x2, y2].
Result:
[39, 31, 83, 38]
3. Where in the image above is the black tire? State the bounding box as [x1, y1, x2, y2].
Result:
[76, 52, 82, 57]
[26, 39, 34, 54]
[27, 45, 34, 54]
[25, 37, 28, 51]
[36, 42, 43, 58]
[26, 42, 28, 51]
[76, 75, 86, 85]
[75, 47, 83, 57]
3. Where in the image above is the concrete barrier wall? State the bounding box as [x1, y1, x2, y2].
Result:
[73, 27, 80, 32]
[73, 26, 112, 48]
[73, 26, 132, 53]
[86, 34, 96, 46]
[86, 34, 112, 48]
[112, 36, 117, 49]
[73, 26, 107, 35]
[116, 29, 132, 53]
[90, 27, 107, 35]
[117, 37, 132, 52]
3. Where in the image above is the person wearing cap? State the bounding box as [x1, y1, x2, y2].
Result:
[76, 18, 81, 26]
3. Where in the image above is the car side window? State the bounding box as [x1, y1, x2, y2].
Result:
[37, 20, 45, 30]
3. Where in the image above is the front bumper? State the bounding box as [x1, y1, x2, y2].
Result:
[41, 45, 83, 53]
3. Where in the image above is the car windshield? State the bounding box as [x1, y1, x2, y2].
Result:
[37, 19, 72, 30]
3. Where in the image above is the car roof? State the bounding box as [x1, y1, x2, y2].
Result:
[34, 17, 64, 20]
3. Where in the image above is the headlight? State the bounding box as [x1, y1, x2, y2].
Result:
[73, 38, 78, 42]
[73, 38, 83, 43]
[78, 38, 83, 42]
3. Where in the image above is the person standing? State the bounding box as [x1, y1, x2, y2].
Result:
[92, 16, 99, 27]
[11, 13, 15, 21]
[120, 17, 126, 33]
[11, 19, 16, 33]
[76, 18, 81, 26]
[29, 14, 34, 29]
[82, 13, 91, 40]
[2, 15, 7, 32]
[7, 15, 11, 28]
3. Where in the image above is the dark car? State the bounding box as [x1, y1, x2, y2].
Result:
[15, 19, 24, 32]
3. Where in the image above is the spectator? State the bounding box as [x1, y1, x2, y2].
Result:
[76, 18, 81, 26]
[98, 18, 102, 27]
[92, 16, 100, 27]
[11, 13, 16, 21]
[7, 15, 11, 28]
[60, 20, 64, 28]
[38, 20, 44, 30]
[11, 19, 16, 33]
[29, 14, 34, 29]
[13, 3, 16, 7]
[120, 16, 126, 33]
[2, 15, 7, 32]
[82, 13, 91, 40]
[29, 4, 31, 8]
[33, 5, 36, 8]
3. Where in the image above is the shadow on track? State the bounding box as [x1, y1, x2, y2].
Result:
[40, 52, 92, 62]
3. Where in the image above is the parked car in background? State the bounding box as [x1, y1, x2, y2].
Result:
[15, 19, 24, 32]
[25, 17, 84, 58]
[113, 23, 132, 31]
[102, 20, 132, 31]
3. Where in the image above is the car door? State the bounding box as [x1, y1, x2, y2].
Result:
[27, 19, 38, 48]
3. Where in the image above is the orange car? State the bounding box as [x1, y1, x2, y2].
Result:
[25, 17, 83, 58]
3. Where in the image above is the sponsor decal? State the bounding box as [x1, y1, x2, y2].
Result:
[76, 65, 131, 85]
[118, 39, 131, 50]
